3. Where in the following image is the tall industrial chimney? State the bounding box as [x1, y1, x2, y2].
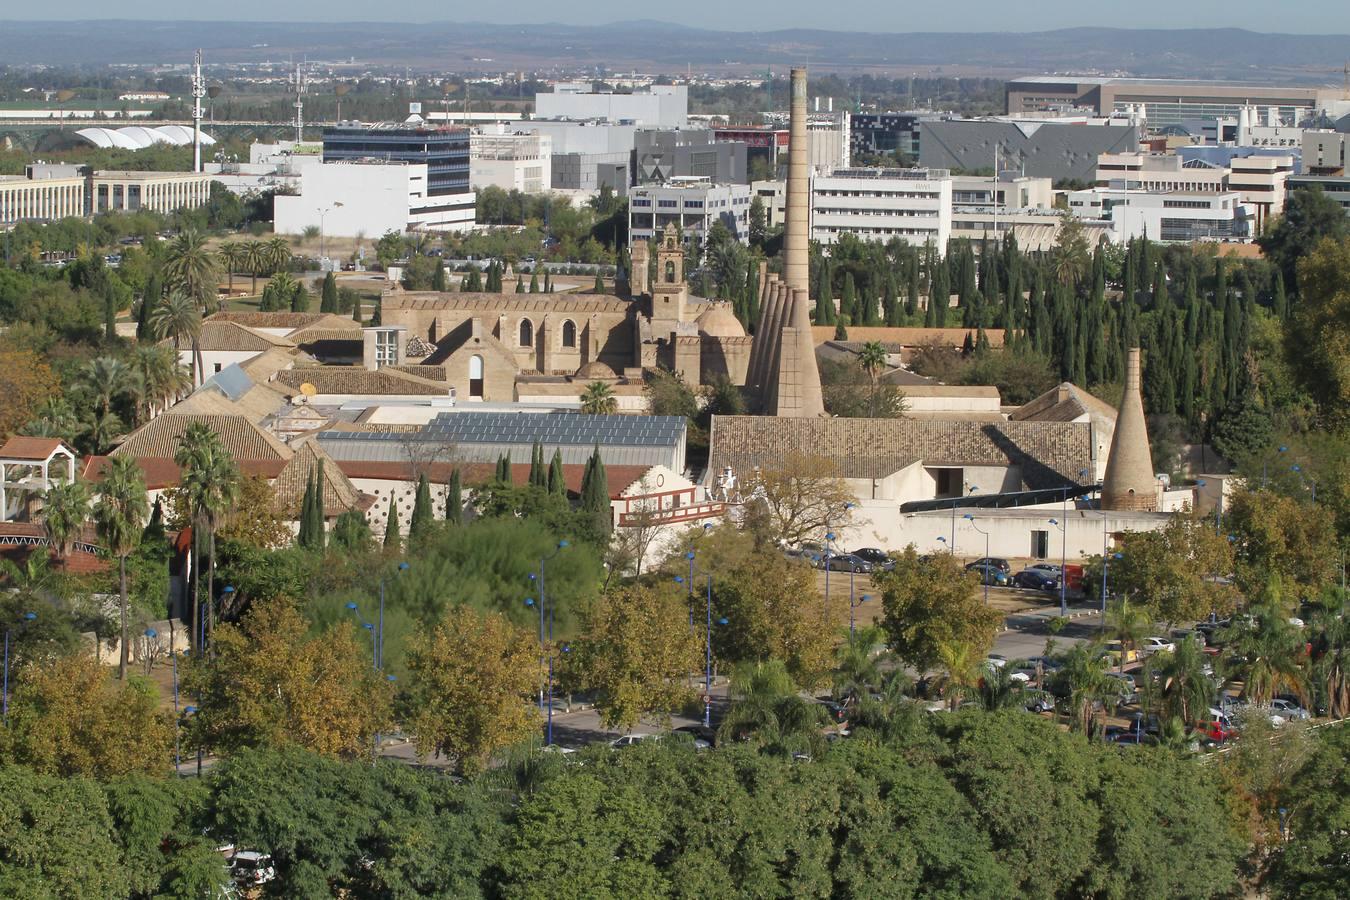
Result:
[1101, 348, 1158, 511]
[784, 67, 810, 296]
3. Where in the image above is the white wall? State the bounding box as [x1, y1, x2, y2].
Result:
[274, 162, 420, 238]
[183, 349, 263, 387]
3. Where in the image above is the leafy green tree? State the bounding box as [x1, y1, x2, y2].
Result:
[565, 584, 700, 731]
[1257, 187, 1349, 295]
[1107, 514, 1239, 625]
[876, 548, 1002, 674]
[331, 509, 372, 552]
[1226, 488, 1339, 597]
[0, 766, 130, 898]
[404, 606, 539, 774]
[93, 455, 149, 679]
[1262, 723, 1350, 897]
[1287, 236, 1350, 426]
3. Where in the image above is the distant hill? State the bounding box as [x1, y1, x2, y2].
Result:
[0, 20, 1344, 83]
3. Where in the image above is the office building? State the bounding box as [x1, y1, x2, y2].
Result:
[1285, 174, 1350, 214]
[534, 83, 688, 128]
[322, 124, 472, 214]
[634, 129, 747, 184]
[919, 120, 1139, 182]
[274, 159, 473, 237]
[948, 173, 1056, 243]
[628, 178, 752, 247]
[1006, 77, 1338, 127]
[809, 167, 952, 251]
[1067, 187, 1247, 243]
[205, 141, 323, 195]
[551, 152, 630, 193]
[1096, 151, 1294, 230]
[470, 130, 552, 193]
[1, 164, 212, 225]
[1095, 153, 1229, 193]
[850, 112, 924, 162]
[1303, 131, 1349, 176]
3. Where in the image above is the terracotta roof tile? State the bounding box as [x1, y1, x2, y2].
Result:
[708, 415, 1092, 491]
[179, 321, 295, 353]
[0, 436, 71, 461]
[273, 367, 450, 396]
[210, 312, 358, 331]
[111, 413, 292, 463]
[1011, 383, 1118, 424]
[271, 438, 364, 517]
[84, 454, 286, 488]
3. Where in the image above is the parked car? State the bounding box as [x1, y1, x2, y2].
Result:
[1269, 698, 1310, 722]
[1170, 628, 1208, 648]
[789, 542, 827, 566]
[1012, 569, 1060, 592]
[967, 563, 1010, 586]
[968, 557, 1012, 574]
[1194, 718, 1238, 745]
[609, 733, 660, 749]
[1139, 637, 1176, 656]
[1022, 690, 1056, 713]
[1102, 640, 1139, 666]
[823, 553, 873, 574]
[228, 851, 276, 887]
[1105, 671, 1137, 698]
[851, 547, 895, 571]
[673, 724, 717, 748]
[1028, 563, 1062, 575]
[818, 700, 850, 726]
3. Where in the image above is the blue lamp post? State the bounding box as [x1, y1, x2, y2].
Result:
[964, 514, 990, 604]
[527, 540, 569, 745]
[376, 561, 409, 671]
[3, 610, 37, 722]
[182, 704, 201, 775]
[1048, 518, 1068, 616]
[1291, 464, 1317, 504]
[676, 563, 725, 728]
[143, 627, 157, 676]
[850, 594, 870, 640]
[1101, 551, 1122, 633]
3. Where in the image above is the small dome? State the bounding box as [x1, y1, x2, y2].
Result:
[575, 360, 617, 380]
[695, 304, 746, 338]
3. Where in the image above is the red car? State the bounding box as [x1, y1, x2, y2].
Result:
[1194, 719, 1238, 744]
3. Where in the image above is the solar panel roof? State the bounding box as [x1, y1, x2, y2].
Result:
[318, 411, 686, 447]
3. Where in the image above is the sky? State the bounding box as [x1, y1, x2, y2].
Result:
[6, 2, 1350, 33]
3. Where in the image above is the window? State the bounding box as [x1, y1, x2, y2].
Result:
[1031, 530, 1049, 560]
[561, 319, 576, 348]
[213, 363, 223, 373]
[468, 354, 484, 398]
[665, 260, 676, 283]
[374, 329, 398, 367]
[519, 319, 533, 347]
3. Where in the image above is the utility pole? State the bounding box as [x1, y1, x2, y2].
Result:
[191, 49, 205, 173]
[290, 62, 308, 144]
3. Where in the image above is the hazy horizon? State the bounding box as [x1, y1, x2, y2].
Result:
[4, 2, 1350, 34]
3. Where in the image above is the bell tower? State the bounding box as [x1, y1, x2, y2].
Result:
[650, 224, 688, 328]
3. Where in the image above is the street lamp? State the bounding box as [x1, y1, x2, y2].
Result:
[850, 594, 870, 640]
[1101, 551, 1122, 634]
[375, 561, 409, 671]
[1264, 446, 1287, 488]
[3, 611, 37, 721]
[1291, 464, 1317, 504]
[950, 486, 978, 552]
[676, 563, 725, 729]
[319, 201, 343, 261]
[143, 627, 157, 676]
[1048, 518, 1067, 616]
[963, 514, 991, 605]
[528, 540, 569, 745]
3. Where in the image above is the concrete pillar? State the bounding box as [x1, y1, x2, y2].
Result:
[784, 67, 810, 296]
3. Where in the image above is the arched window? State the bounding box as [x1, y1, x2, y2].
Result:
[664, 260, 676, 283]
[561, 319, 577, 348]
[519, 319, 533, 347]
[468, 354, 484, 398]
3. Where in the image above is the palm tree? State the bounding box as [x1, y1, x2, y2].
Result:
[76, 356, 134, 419]
[935, 640, 983, 711]
[973, 658, 1028, 711]
[717, 659, 827, 757]
[161, 228, 220, 311]
[93, 456, 148, 679]
[244, 241, 267, 295]
[832, 626, 887, 706]
[39, 479, 90, 569]
[174, 423, 240, 651]
[83, 409, 126, 455]
[1308, 597, 1349, 718]
[263, 236, 292, 277]
[1155, 636, 1215, 725]
[259, 272, 298, 312]
[151, 291, 203, 386]
[217, 241, 247, 296]
[857, 341, 888, 389]
[580, 381, 618, 415]
[1053, 643, 1122, 735]
[1105, 597, 1151, 673]
[1221, 605, 1306, 706]
[131, 344, 191, 422]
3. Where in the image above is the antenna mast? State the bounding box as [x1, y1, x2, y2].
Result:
[290, 63, 308, 143]
[191, 49, 205, 173]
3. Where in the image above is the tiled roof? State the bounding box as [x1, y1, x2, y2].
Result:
[288, 328, 366, 345]
[708, 415, 1093, 490]
[1011, 383, 1118, 424]
[112, 413, 292, 463]
[239, 347, 303, 383]
[210, 312, 357, 331]
[385, 364, 448, 382]
[271, 438, 366, 516]
[186, 321, 295, 353]
[0, 436, 71, 461]
[274, 367, 450, 396]
[83, 455, 286, 489]
[389, 291, 633, 314]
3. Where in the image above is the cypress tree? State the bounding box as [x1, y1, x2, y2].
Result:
[1272, 270, 1287, 320]
[544, 272, 553, 293]
[528, 442, 546, 488]
[383, 494, 400, 548]
[409, 473, 433, 540]
[580, 447, 611, 535]
[883, 272, 900, 326]
[351, 294, 363, 324]
[515, 275, 526, 293]
[445, 468, 463, 524]
[370, 298, 382, 326]
[975, 326, 991, 356]
[495, 453, 510, 483]
[1151, 262, 1167, 310]
[529, 272, 539, 293]
[320, 272, 338, 312]
[861, 283, 881, 327]
[905, 258, 920, 319]
[839, 273, 857, 324]
[834, 318, 849, 341]
[291, 284, 311, 313]
[297, 473, 314, 547]
[137, 273, 161, 340]
[593, 273, 605, 293]
[311, 460, 326, 550]
[104, 286, 117, 342]
[933, 260, 949, 328]
[548, 449, 565, 495]
[431, 260, 447, 292]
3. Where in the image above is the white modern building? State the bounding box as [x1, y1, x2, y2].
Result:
[205, 141, 323, 195]
[948, 172, 1055, 243]
[1095, 153, 1229, 193]
[1228, 154, 1295, 231]
[274, 160, 474, 238]
[1068, 187, 1248, 243]
[1, 164, 212, 225]
[809, 167, 952, 251]
[470, 129, 552, 193]
[534, 83, 688, 128]
[628, 177, 752, 247]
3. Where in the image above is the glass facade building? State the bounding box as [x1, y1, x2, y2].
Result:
[322, 126, 470, 197]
